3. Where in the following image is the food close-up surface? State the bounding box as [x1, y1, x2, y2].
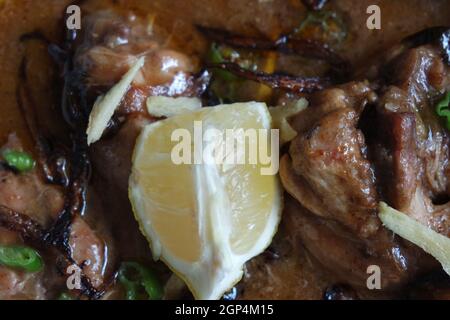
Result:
[0, 0, 449, 301]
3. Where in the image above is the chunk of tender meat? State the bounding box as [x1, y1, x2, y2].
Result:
[0, 135, 64, 227]
[0, 227, 47, 300]
[69, 217, 106, 289]
[372, 111, 419, 211]
[286, 108, 379, 237]
[82, 44, 195, 89]
[380, 46, 450, 198]
[280, 76, 441, 291]
[387, 45, 450, 104]
[282, 197, 433, 294]
[290, 81, 377, 133]
[371, 45, 450, 236]
[0, 134, 109, 296]
[0, 265, 47, 300]
[76, 10, 200, 116]
[0, 171, 64, 228]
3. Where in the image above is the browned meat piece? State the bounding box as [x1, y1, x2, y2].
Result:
[288, 107, 379, 237]
[0, 227, 47, 300]
[290, 81, 376, 133]
[372, 45, 450, 236]
[285, 82, 379, 237]
[0, 133, 109, 297]
[284, 192, 434, 291]
[76, 10, 205, 115]
[281, 156, 435, 291]
[69, 217, 107, 289]
[0, 136, 64, 227]
[372, 111, 419, 211]
[0, 134, 59, 299]
[280, 72, 446, 292]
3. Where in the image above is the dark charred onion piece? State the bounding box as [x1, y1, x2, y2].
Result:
[17, 23, 104, 299]
[18, 35, 71, 186]
[0, 205, 103, 299]
[0, 205, 44, 243]
[46, 24, 105, 299]
[0, 205, 102, 298]
[197, 26, 349, 79]
[208, 62, 329, 93]
[17, 79, 71, 187]
[276, 36, 350, 78]
[402, 26, 450, 65]
[302, 0, 328, 11]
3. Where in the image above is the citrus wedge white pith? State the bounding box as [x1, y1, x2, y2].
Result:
[129, 102, 281, 300]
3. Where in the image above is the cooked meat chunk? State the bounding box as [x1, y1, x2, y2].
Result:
[288, 108, 379, 237]
[69, 216, 107, 289]
[0, 135, 64, 227]
[0, 134, 58, 299]
[284, 83, 379, 237]
[372, 45, 450, 236]
[0, 133, 109, 296]
[281, 41, 450, 294]
[283, 193, 434, 291]
[76, 10, 204, 117]
[0, 264, 47, 300]
[281, 155, 435, 291]
[372, 111, 420, 211]
[0, 228, 47, 300]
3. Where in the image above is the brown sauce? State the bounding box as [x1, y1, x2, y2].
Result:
[0, 0, 449, 300]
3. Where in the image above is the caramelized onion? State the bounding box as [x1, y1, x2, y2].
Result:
[197, 26, 350, 79]
[208, 62, 330, 93]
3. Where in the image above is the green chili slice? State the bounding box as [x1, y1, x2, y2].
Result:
[208, 43, 238, 81]
[436, 91, 450, 130]
[118, 262, 163, 300]
[208, 43, 261, 102]
[1, 149, 35, 173]
[0, 245, 44, 272]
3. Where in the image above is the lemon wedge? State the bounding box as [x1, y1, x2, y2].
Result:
[129, 102, 282, 300]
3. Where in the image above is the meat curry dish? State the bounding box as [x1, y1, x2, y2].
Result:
[0, 0, 449, 300]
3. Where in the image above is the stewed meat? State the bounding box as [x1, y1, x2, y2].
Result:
[281, 38, 450, 294]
